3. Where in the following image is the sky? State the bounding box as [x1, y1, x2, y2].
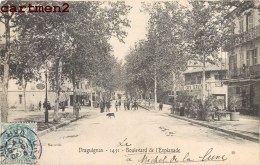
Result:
[109, 1, 149, 61]
[109, 0, 189, 61]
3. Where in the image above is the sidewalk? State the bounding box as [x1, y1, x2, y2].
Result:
[8, 106, 99, 133]
[139, 101, 259, 143]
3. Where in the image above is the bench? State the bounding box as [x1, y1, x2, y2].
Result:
[216, 111, 232, 121]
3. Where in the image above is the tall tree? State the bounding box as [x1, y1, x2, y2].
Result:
[0, 0, 23, 122]
[140, 2, 189, 109]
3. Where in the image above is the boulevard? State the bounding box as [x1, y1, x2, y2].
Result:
[38, 104, 259, 165]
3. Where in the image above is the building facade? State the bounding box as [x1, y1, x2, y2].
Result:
[182, 67, 228, 110]
[225, 5, 260, 115]
[0, 76, 101, 111]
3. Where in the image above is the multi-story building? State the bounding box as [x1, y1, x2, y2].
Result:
[182, 66, 228, 109]
[225, 5, 260, 115]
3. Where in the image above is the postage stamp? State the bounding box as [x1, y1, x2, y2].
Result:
[0, 122, 42, 164]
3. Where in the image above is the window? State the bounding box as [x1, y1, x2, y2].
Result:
[229, 55, 237, 71]
[240, 51, 244, 67]
[197, 75, 202, 84]
[246, 48, 258, 66]
[76, 82, 79, 89]
[191, 75, 196, 84]
[229, 56, 234, 70]
[239, 16, 244, 33]
[19, 94, 22, 104]
[246, 12, 253, 31]
[185, 74, 191, 85]
[246, 50, 251, 66]
[253, 48, 258, 65]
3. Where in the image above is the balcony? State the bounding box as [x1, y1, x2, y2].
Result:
[234, 25, 260, 46]
[184, 84, 202, 91]
[228, 64, 260, 79]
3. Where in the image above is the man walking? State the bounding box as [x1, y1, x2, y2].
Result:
[100, 100, 105, 113]
[106, 100, 111, 112]
[118, 100, 121, 110]
[159, 102, 163, 111]
[115, 100, 119, 112]
[124, 100, 127, 111]
[75, 101, 81, 118]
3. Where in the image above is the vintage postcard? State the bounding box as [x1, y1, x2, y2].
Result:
[0, 0, 259, 165]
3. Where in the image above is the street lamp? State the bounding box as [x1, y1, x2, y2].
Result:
[45, 70, 48, 123]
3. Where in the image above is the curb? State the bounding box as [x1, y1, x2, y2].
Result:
[37, 115, 86, 137]
[168, 114, 259, 143]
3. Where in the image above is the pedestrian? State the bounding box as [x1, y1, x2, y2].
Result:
[124, 100, 127, 111]
[180, 102, 184, 116]
[60, 101, 65, 112]
[159, 102, 163, 111]
[115, 100, 119, 112]
[118, 100, 121, 109]
[74, 101, 81, 118]
[106, 100, 111, 112]
[134, 100, 138, 110]
[38, 101, 41, 111]
[171, 101, 174, 114]
[127, 99, 130, 110]
[129, 99, 134, 110]
[130, 100, 133, 110]
[100, 100, 105, 113]
[76, 101, 81, 110]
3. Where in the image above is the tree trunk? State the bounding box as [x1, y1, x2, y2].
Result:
[172, 71, 176, 113]
[1, 17, 11, 122]
[100, 90, 103, 101]
[94, 90, 97, 108]
[90, 81, 93, 109]
[1, 62, 9, 122]
[23, 79, 28, 112]
[53, 59, 62, 122]
[72, 72, 77, 116]
[154, 69, 157, 111]
[202, 54, 206, 110]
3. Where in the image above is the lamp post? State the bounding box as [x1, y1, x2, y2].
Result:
[45, 70, 48, 123]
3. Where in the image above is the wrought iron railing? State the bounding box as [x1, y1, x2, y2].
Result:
[228, 64, 260, 79]
[235, 24, 260, 46]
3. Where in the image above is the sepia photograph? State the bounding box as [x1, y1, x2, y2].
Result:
[0, 0, 259, 164]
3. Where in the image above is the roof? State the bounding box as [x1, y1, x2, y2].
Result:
[183, 66, 227, 74]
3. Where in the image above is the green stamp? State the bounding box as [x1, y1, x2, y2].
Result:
[1, 123, 42, 164]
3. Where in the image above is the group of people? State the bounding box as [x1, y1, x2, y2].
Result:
[99, 99, 140, 113]
[115, 100, 121, 112]
[39, 100, 67, 112]
[99, 100, 111, 113]
[123, 99, 139, 111]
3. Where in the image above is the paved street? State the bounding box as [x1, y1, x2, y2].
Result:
[38, 104, 259, 165]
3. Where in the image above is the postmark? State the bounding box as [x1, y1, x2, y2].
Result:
[1, 123, 42, 164]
